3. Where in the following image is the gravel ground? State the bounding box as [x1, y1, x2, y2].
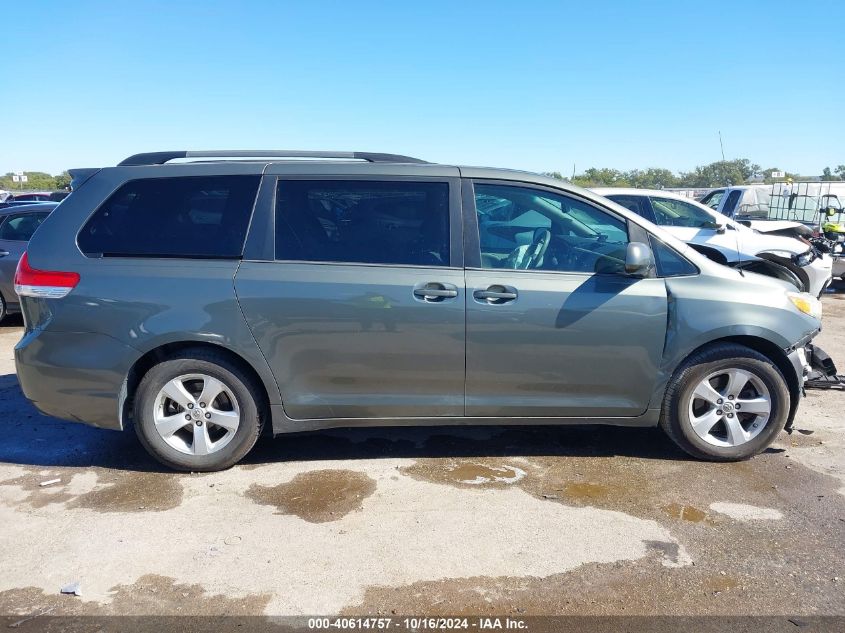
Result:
[0, 283, 844, 624]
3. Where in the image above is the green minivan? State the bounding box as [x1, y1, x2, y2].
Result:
[13, 150, 828, 471]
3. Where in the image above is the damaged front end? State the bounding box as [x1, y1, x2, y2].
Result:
[805, 344, 844, 390]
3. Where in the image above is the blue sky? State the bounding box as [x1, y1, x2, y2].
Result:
[2, 0, 843, 176]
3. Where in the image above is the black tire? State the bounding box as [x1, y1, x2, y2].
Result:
[0, 293, 6, 324]
[133, 350, 265, 471]
[659, 343, 790, 461]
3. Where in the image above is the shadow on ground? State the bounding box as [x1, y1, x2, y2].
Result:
[0, 369, 693, 472]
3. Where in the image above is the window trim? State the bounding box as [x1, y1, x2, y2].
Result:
[463, 178, 635, 275]
[75, 174, 262, 260]
[265, 175, 463, 269]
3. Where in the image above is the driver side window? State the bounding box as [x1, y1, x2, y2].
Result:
[474, 183, 629, 274]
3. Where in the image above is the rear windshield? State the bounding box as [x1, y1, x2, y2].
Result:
[78, 175, 260, 258]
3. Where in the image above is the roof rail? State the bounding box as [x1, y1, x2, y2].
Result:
[117, 150, 429, 166]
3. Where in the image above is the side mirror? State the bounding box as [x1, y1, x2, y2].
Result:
[716, 224, 727, 234]
[625, 242, 655, 277]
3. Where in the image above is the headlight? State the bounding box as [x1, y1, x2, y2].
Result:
[787, 292, 822, 320]
[794, 250, 815, 267]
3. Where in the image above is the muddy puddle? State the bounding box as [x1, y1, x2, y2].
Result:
[0, 574, 271, 618]
[0, 468, 183, 513]
[245, 469, 376, 523]
[403, 461, 527, 488]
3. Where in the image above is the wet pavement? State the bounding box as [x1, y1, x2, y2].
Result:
[0, 284, 844, 621]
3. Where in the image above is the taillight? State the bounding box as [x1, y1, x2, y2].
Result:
[14, 252, 80, 299]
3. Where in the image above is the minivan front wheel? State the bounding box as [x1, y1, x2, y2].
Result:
[660, 343, 790, 461]
[134, 352, 264, 471]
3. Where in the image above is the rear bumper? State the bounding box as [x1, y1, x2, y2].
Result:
[15, 329, 140, 431]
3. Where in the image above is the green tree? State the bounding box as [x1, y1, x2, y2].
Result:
[0, 171, 66, 192]
[54, 171, 71, 190]
[760, 168, 800, 184]
[678, 159, 761, 188]
[835, 165, 845, 180]
[625, 168, 679, 189]
[570, 168, 630, 187]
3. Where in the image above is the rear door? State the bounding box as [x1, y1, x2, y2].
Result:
[464, 178, 668, 418]
[235, 166, 466, 420]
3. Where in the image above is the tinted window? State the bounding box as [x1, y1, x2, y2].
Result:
[649, 236, 698, 277]
[0, 212, 49, 241]
[275, 180, 450, 266]
[721, 190, 742, 216]
[649, 197, 718, 228]
[606, 195, 655, 222]
[78, 176, 260, 258]
[475, 183, 629, 274]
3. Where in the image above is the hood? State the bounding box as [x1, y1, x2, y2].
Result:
[750, 220, 810, 234]
[745, 231, 809, 256]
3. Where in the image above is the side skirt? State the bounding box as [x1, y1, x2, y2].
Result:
[269, 405, 660, 435]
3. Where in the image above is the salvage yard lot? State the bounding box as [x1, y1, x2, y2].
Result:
[1, 286, 844, 618]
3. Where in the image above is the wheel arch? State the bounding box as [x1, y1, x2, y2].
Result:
[121, 341, 273, 434]
[670, 335, 800, 429]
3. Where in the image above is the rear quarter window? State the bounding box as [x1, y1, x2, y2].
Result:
[78, 175, 260, 258]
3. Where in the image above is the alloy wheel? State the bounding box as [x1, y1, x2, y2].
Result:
[152, 373, 240, 455]
[687, 368, 772, 448]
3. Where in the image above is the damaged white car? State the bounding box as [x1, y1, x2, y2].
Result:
[593, 188, 834, 297]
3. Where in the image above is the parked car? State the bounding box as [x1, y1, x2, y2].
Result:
[8, 192, 53, 203]
[699, 185, 771, 220]
[593, 188, 834, 297]
[14, 150, 828, 471]
[0, 202, 57, 322]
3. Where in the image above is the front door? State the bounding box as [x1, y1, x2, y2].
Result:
[465, 180, 668, 418]
[235, 174, 466, 420]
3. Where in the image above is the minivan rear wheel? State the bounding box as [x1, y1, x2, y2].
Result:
[660, 343, 790, 461]
[134, 351, 264, 471]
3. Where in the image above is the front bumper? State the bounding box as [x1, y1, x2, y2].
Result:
[787, 345, 812, 388]
[805, 344, 844, 390]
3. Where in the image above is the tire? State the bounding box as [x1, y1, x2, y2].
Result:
[659, 343, 790, 461]
[0, 293, 6, 324]
[133, 350, 265, 471]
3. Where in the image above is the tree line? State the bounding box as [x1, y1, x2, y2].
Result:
[4, 161, 845, 193]
[0, 171, 71, 192]
[545, 159, 845, 189]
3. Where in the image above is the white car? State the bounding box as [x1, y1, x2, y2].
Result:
[593, 188, 834, 297]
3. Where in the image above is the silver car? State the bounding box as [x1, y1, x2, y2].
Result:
[13, 150, 828, 471]
[0, 202, 56, 322]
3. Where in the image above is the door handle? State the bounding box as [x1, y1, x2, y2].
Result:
[473, 285, 518, 304]
[0, 251, 8, 258]
[413, 282, 458, 302]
